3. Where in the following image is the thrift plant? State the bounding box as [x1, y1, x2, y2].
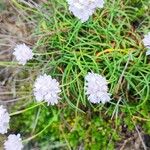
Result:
[0, 0, 150, 149]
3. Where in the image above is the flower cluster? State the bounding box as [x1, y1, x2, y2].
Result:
[4, 134, 23, 150]
[13, 43, 34, 65]
[67, 0, 105, 22]
[85, 72, 110, 104]
[0, 105, 23, 149]
[0, 105, 10, 134]
[33, 74, 61, 105]
[142, 32, 150, 55]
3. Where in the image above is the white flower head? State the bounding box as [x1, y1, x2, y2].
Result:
[33, 74, 61, 105]
[0, 105, 10, 134]
[146, 49, 150, 56]
[142, 32, 150, 56]
[13, 43, 34, 65]
[143, 32, 150, 48]
[4, 134, 23, 150]
[85, 72, 110, 104]
[67, 0, 105, 22]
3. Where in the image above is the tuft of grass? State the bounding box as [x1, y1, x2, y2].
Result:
[1, 0, 150, 149]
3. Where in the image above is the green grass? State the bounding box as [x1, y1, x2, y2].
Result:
[1, 0, 150, 149]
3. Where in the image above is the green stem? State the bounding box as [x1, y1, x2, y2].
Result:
[9, 102, 45, 116]
[0, 61, 38, 67]
[0, 61, 18, 66]
[34, 51, 60, 56]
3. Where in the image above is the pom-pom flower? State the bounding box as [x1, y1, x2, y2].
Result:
[0, 105, 10, 134]
[67, 0, 105, 22]
[33, 74, 61, 105]
[13, 43, 34, 65]
[146, 50, 150, 56]
[143, 32, 150, 48]
[142, 32, 150, 55]
[85, 72, 110, 104]
[4, 134, 23, 150]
